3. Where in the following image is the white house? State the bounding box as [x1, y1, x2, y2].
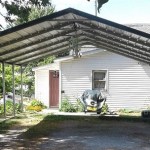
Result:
[33, 43, 150, 111]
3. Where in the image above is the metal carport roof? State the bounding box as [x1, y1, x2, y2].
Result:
[0, 8, 150, 66]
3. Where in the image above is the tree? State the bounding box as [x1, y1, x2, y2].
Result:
[0, 1, 55, 97]
[0, 64, 22, 94]
[28, 6, 55, 21]
[0, 0, 52, 29]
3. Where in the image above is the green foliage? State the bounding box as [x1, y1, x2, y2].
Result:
[0, 94, 2, 99]
[118, 109, 140, 114]
[30, 99, 45, 107]
[37, 56, 55, 66]
[0, 120, 18, 134]
[0, 2, 56, 96]
[60, 98, 84, 112]
[74, 99, 84, 112]
[0, 100, 22, 115]
[0, 0, 53, 29]
[0, 64, 23, 94]
[60, 98, 76, 112]
[26, 99, 47, 112]
[101, 103, 109, 114]
[28, 6, 55, 21]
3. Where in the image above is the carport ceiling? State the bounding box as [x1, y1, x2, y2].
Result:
[0, 8, 150, 66]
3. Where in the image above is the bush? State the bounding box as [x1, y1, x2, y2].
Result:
[0, 100, 22, 115]
[74, 99, 84, 112]
[101, 103, 109, 114]
[60, 98, 76, 112]
[118, 109, 140, 114]
[26, 105, 42, 112]
[26, 99, 46, 112]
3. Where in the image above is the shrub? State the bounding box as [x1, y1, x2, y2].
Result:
[0, 100, 22, 115]
[26, 99, 46, 112]
[118, 109, 140, 114]
[26, 105, 42, 112]
[74, 99, 84, 112]
[60, 98, 76, 112]
[101, 103, 109, 114]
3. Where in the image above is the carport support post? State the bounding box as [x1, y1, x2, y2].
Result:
[12, 64, 16, 117]
[2, 62, 6, 118]
[20, 65, 23, 112]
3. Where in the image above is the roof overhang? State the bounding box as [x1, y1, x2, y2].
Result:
[0, 8, 150, 66]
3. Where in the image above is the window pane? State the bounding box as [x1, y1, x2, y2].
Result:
[94, 72, 106, 80]
[94, 81, 105, 89]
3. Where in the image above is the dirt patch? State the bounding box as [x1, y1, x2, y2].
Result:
[0, 115, 150, 150]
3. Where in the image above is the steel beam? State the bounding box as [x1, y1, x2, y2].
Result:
[3, 37, 70, 61]
[85, 37, 150, 64]
[9, 36, 87, 64]
[18, 40, 89, 65]
[81, 28, 150, 54]
[20, 47, 70, 65]
[82, 31, 150, 62]
[0, 22, 70, 48]
[0, 30, 74, 56]
[10, 43, 70, 63]
[78, 21, 150, 47]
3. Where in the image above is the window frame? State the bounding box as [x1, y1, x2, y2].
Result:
[92, 70, 108, 91]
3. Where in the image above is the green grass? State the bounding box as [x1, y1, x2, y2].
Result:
[0, 112, 46, 134]
[0, 111, 149, 140]
[0, 120, 19, 134]
[20, 115, 99, 139]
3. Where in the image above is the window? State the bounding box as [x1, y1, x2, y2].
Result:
[92, 70, 107, 90]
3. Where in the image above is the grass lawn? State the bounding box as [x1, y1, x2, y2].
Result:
[0, 110, 147, 139]
[0, 112, 46, 134]
[0, 112, 148, 139]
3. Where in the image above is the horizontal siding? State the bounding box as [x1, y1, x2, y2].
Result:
[61, 51, 150, 110]
[35, 70, 49, 107]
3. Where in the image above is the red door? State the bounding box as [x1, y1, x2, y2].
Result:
[49, 70, 59, 108]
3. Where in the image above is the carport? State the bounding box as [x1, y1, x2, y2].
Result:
[0, 8, 150, 117]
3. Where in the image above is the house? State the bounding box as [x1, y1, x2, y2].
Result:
[33, 41, 150, 111]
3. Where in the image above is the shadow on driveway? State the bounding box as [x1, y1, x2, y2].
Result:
[0, 115, 150, 150]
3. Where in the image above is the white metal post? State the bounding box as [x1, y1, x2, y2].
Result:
[12, 64, 15, 117]
[2, 62, 6, 118]
[21, 65, 23, 112]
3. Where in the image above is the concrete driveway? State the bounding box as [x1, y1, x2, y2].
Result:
[39, 117, 150, 150]
[0, 115, 150, 150]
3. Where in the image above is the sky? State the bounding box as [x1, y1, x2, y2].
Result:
[52, 0, 150, 24]
[0, 0, 150, 28]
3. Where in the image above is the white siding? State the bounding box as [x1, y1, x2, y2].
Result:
[35, 70, 49, 107]
[61, 51, 150, 110]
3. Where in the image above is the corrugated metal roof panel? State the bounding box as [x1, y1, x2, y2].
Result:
[0, 8, 150, 66]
